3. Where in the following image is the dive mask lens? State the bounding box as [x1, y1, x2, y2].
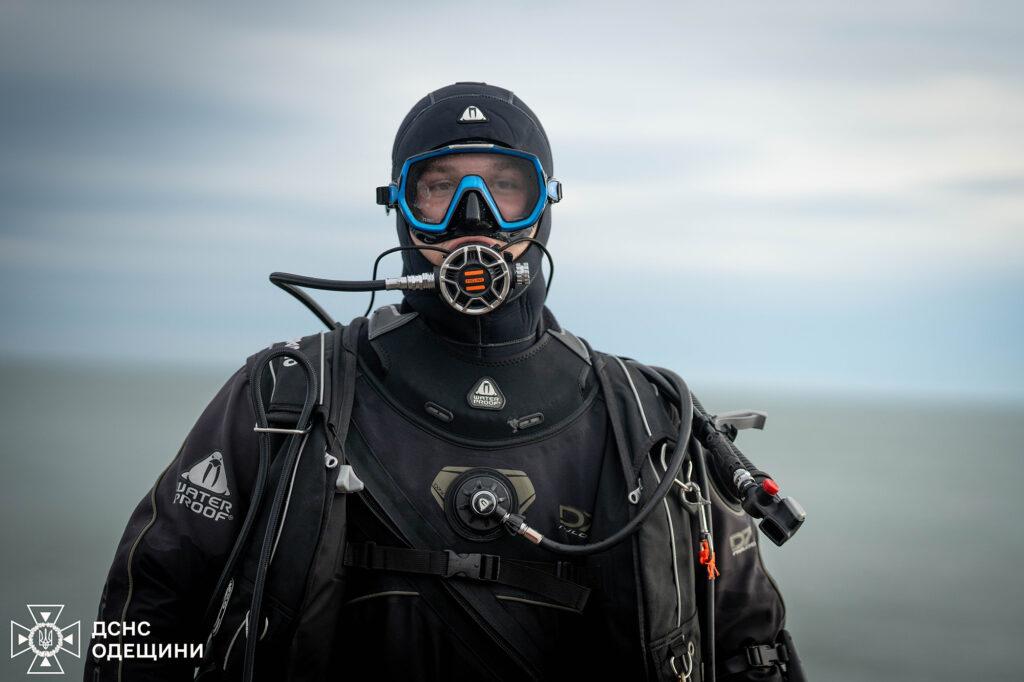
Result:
[398, 146, 546, 232]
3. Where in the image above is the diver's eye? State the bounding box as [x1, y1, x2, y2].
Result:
[491, 178, 522, 193]
[428, 180, 455, 195]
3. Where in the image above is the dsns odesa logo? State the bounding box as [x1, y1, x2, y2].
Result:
[10, 604, 81, 675]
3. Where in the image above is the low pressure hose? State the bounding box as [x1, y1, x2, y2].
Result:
[242, 348, 319, 682]
[689, 392, 766, 480]
[271, 272, 388, 292]
[487, 368, 694, 556]
[637, 365, 806, 547]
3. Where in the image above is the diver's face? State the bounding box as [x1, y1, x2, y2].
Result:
[410, 153, 535, 225]
[409, 225, 537, 267]
[408, 152, 538, 266]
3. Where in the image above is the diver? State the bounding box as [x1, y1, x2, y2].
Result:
[86, 82, 807, 681]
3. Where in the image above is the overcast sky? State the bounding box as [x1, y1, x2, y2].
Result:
[1, 0, 1021, 399]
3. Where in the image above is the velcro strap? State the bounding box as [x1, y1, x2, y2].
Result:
[343, 542, 590, 613]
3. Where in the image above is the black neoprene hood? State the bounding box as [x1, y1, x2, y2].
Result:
[389, 82, 556, 353]
[391, 82, 553, 181]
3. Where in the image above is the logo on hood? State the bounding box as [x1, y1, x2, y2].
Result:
[458, 105, 487, 123]
[467, 376, 506, 410]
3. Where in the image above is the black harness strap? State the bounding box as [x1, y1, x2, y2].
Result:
[343, 542, 591, 613]
[720, 641, 792, 677]
[586, 346, 643, 505]
[327, 318, 365, 461]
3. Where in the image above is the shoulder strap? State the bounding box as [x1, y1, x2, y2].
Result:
[327, 318, 365, 464]
[265, 330, 333, 427]
[200, 325, 354, 649]
[587, 348, 679, 500]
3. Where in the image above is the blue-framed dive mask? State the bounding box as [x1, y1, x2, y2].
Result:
[377, 144, 562, 235]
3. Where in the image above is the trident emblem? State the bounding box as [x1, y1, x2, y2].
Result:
[10, 604, 80, 675]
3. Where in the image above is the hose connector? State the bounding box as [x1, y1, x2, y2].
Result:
[384, 272, 436, 290]
[491, 503, 544, 545]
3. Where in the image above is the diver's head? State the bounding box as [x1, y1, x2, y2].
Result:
[375, 82, 558, 346]
[383, 82, 557, 274]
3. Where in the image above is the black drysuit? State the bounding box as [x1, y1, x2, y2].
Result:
[86, 306, 797, 681]
[87, 81, 800, 681]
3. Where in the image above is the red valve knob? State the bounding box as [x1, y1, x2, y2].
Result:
[761, 479, 780, 496]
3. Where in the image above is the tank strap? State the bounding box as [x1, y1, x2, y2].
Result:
[343, 542, 591, 613]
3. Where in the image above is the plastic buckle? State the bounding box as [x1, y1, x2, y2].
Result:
[745, 643, 784, 669]
[444, 551, 500, 581]
[479, 553, 501, 581]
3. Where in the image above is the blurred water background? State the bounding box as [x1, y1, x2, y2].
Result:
[1, 359, 1020, 681]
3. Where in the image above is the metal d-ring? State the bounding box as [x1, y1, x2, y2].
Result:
[669, 640, 696, 681]
[253, 423, 312, 435]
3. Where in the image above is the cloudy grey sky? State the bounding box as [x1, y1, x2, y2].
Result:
[1, 0, 1021, 399]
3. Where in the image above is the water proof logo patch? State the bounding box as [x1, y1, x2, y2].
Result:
[10, 604, 80, 675]
[467, 377, 506, 411]
[173, 452, 234, 522]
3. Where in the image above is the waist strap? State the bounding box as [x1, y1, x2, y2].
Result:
[343, 542, 591, 613]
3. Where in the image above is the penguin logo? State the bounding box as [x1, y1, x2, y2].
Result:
[181, 452, 230, 496]
[458, 105, 487, 123]
[467, 376, 506, 410]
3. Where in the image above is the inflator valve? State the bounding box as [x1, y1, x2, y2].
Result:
[733, 469, 805, 547]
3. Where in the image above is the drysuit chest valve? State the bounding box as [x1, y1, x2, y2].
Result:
[444, 468, 520, 542]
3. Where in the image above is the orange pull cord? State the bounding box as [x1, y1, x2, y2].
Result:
[699, 538, 720, 580]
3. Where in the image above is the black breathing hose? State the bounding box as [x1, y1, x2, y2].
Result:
[272, 272, 387, 291]
[491, 367, 694, 556]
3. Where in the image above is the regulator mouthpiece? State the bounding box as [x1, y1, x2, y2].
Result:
[437, 243, 528, 316]
[269, 240, 547, 329]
